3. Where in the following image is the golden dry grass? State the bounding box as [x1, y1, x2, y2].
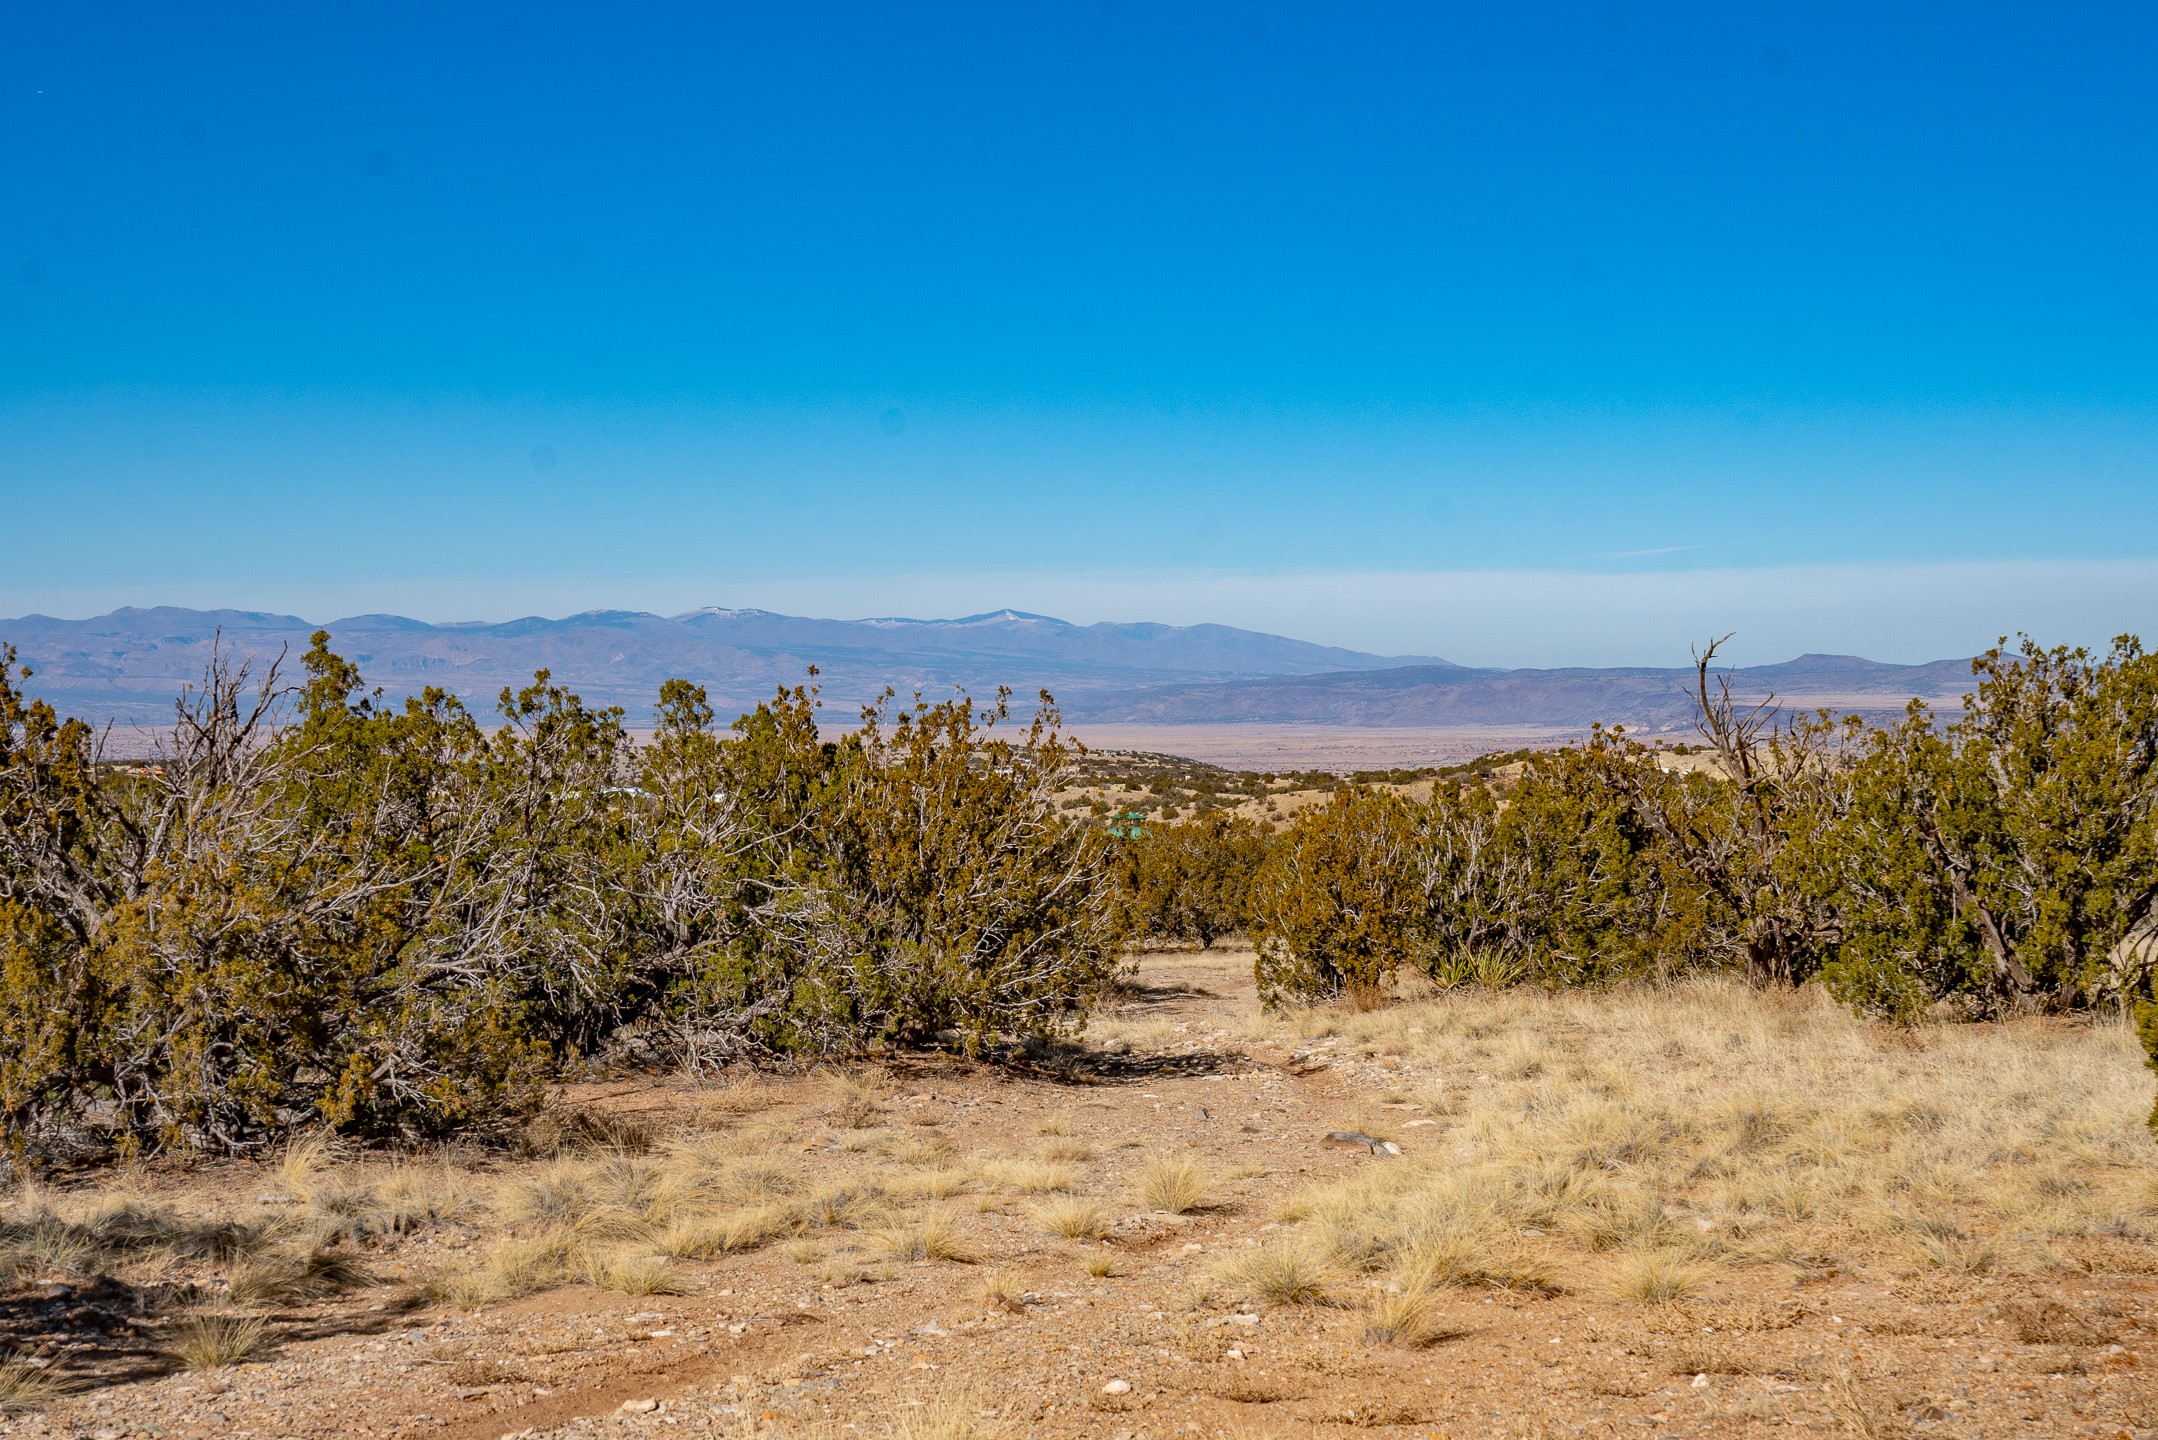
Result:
[0, 1355, 80, 1410]
[1256, 976, 2158, 1300]
[581, 1249, 687, 1296]
[1218, 1239, 1333, 1304]
[1360, 1288, 1436, 1346]
[1034, 1198, 1110, 1240]
[1137, 1158, 1209, 1215]
[878, 1211, 978, 1264]
[976, 1159, 1081, 1195]
[167, 1314, 267, 1370]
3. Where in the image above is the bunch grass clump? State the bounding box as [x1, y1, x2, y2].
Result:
[0, 1355, 80, 1411]
[1034, 1198, 1110, 1241]
[1138, 1158, 1209, 1215]
[1219, 1240, 1333, 1305]
[1607, 1249, 1710, 1304]
[879, 1211, 978, 1264]
[167, 1314, 268, 1370]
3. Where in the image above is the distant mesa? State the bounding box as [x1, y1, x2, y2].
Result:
[0, 605, 1972, 735]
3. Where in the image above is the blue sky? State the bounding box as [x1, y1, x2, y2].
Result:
[3, 3, 2156, 664]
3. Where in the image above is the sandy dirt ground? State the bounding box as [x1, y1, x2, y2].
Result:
[6, 950, 2157, 1440]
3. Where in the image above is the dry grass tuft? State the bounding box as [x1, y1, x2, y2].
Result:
[1082, 1251, 1118, 1278]
[1607, 1250, 1709, 1304]
[0, 1355, 80, 1411]
[820, 1069, 883, 1129]
[1915, 1234, 1999, 1274]
[655, 1204, 791, 1259]
[1361, 1288, 1436, 1346]
[893, 1168, 971, 1201]
[1220, 1240, 1334, 1305]
[226, 1245, 373, 1304]
[274, 1135, 333, 1199]
[582, 1250, 686, 1296]
[476, 1229, 575, 1300]
[167, 1314, 268, 1370]
[980, 1159, 1081, 1195]
[1035, 1198, 1110, 1241]
[884, 1394, 1010, 1440]
[693, 1072, 779, 1116]
[1392, 1228, 1556, 1294]
[879, 1211, 978, 1264]
[1138, 1158, 1209, 1215]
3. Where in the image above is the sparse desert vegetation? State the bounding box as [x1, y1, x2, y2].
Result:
[2, 632, 2157, 1434]
[0, 949, 2154, 1436]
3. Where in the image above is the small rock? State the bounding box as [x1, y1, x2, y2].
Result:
[1229, 1313, 1261, 1326]
[1690, 1373, 1710, 1389]
[1101, 1378, 1132, 1395]
[619, 1397, 660, 1413]
[1224, 1348, 1245, 1361]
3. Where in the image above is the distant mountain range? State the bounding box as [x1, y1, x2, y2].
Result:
[0, 606, 1976, 736]
[0, 606, 1450, 729]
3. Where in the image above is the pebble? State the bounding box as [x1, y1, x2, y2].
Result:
[1102, 1379, 1132, 1395]
[619, 1398, 659, 1414]
[1691, 1373, 1710, 1389]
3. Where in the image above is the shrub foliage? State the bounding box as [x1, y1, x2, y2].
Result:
[8, 622, 2158, 1153]
[1250, 636, 2158, 1041]
[0, 636, 1121, 1158]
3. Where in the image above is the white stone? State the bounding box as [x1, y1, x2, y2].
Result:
[1101, 1378, 1132, 1395]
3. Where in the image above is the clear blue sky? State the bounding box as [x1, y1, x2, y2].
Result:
[4, 3, 2155, 664]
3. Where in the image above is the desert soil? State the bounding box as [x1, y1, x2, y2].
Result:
[6, 949, 2156, 1440]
